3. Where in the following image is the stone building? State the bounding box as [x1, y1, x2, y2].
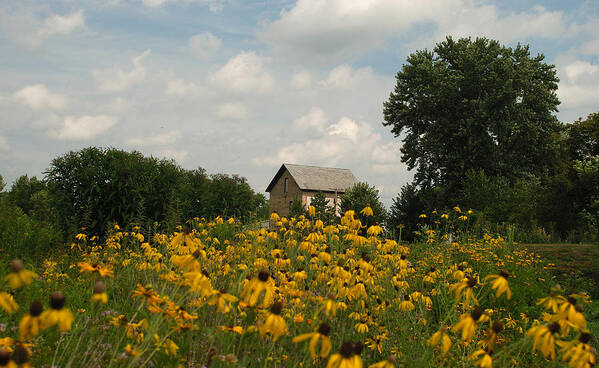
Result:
[265, 163, 358, 217]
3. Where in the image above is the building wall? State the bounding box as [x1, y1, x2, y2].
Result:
[268, 168, 302, 218]
[301, 191, 343, 215]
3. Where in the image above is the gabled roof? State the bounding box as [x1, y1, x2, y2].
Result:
[265, 163, 358, 193]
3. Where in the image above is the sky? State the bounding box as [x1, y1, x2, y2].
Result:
[1, 0, 598, 207]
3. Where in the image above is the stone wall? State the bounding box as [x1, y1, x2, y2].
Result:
[268, 168, 302, 218]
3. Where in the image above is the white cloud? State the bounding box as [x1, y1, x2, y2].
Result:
[253, 111, 402, 172]
[13, 84, 66, 111]
[158, 149, 188, 163]
[328, 117, 360, 143]
[581, 38, 599, 55]
[210, 51, 275, 93]
[55, 115, 119, 140]
[216, 102, 248, 120]
[292, 107, 328, 135]
[564, 60, 599, 83]
[93, 49, 151, 92]
[189, 32, 221, 59]
[140, 0, 227, 13]
[558, 82, 599, 111]
[38, 9, 85, 39]
[0, 136, 9, 151]
[127, 130, 181, 146]
[166, 78, 200, 96]
[290, 71, 313, 89]
[260, 0, 569, 63]
[555, 58, 599, 119]
[320, 64, 375, 89]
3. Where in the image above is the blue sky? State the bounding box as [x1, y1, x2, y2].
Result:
[1, 0, 598, 206]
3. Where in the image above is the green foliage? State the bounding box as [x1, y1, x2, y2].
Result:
[565, 112, 599, 161]
[340, 182, 386, 228]
[0, 174, 5, 192]
[7, 175, 47, 215]
[387, 183, 424, 241]
[0, 195, 63, 258]
[383, 36, 562, 197]
[310, 191, 337, 222]
[288, 196, 306, 219]
[44, 147, 267, 238]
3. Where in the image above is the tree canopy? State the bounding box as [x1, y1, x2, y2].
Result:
[340, 182, 386, 229]
[383, 36, 562, 196]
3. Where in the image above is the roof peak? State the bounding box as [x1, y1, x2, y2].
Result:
[266, 163, 358, 192]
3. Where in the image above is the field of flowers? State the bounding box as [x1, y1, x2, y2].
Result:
[0, 207, 596, 367]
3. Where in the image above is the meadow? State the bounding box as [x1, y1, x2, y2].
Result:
[0, 207, 596, 367]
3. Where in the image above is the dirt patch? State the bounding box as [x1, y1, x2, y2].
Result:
[521, 243, 599, 297]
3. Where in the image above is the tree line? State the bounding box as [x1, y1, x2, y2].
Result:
[0, 147, 268, 256]
[383, 37, 598, 243]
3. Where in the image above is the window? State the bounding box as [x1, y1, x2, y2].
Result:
[284, 178, 288, 194]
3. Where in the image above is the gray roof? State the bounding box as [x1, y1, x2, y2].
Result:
[265, 163, 358, 193]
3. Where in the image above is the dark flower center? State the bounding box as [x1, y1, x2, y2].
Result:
[94, 281, 106, 294]
[467, 277, 477, 288]
[29, 300, 43, 317]
[492, 320, 504, 334]
[471, 308, 483, 321]
[50, 292, 66, 310]
[499, 270, 509, 279]
[579, 332, 591, 344]
[258, 270, 269, 282]
[340, 342, 354, 358]
[270, 302, 282, 315]
[0, 350, 10, 365]
[318, 323, 331, 336]
[548, 322, 560, 334]
[353, 342, 364, 355]
[13, 345, 29, 364]
[9, 259, 24, 273]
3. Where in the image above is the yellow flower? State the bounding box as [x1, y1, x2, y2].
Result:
[92, 281, 108, 304]
[270, 212, 280, 222]
[470, 348, 493, 368]
[206, 290, 238, 314]
[326, 342, 363, 368]
[125, 344, 139, 356]
[526, 322, 561, 359]
[558, 296, 587, 329]
[19, 301, 43, 340]
[369, 355, 396, 368]
[428, 326, 452, 355]
[537, 286, 566, 313]
[452, 308, 483, 342]
[360, 205, 374, 217]
[292, 323, 332, 360]
[556, 331, 595, 368]
[308, 205, 316, 217]
[5, 260, 37, 289]
[0, 292, 18, 314]
[241, 270, 275, 307]
[398, 295, 414, 312]
[484, 271, 511, 300]
[6, 344, 32, 368]
[449, 276, 479, 307]
[259, 302, 287, 341]
[354, 321, 369, 334]
[77, 262, 114, 278]
[40, 292, 74, 332]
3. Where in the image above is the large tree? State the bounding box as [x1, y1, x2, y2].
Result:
[383, 36, 562, 196]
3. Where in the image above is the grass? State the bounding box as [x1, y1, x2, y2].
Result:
[0, 214, 596, 367]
